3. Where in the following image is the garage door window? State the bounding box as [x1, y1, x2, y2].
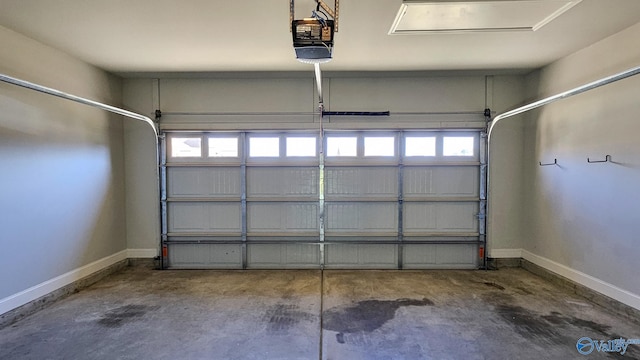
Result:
[326, 137, 357, 157]
[364, 136, 395, 157]
[208, 137, 238, 157]
[443, 136, 474, 156]
[249, 137, 280, 157]
[286, 137, 316, 157]
[405, 136, 436, 157]
[171, 137, 202, 158]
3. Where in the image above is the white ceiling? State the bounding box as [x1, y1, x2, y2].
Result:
[0, 0, 639, 75]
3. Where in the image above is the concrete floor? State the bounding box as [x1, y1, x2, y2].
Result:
[1, 266, 639, 360]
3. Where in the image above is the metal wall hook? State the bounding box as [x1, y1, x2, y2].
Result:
[587, 155, 611, 163]
[539, 159, 557, 166]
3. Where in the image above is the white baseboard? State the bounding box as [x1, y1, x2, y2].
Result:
[521, 250, 640, 311]
[0, 250, 128, 315]
[489, 248, 639, 311]
[127, 248, 157, 258]
[489, 248, 523, 258]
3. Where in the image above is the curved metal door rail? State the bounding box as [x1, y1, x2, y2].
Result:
[0, 73, 158, 138]
[0, 72, 162, 261]
[488, 65, 640, 139]
[485, 64, 640, 266]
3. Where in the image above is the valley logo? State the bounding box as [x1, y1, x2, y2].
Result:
[576, 337, 640, 356]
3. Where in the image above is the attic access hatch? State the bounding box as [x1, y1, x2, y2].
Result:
[389, 0, 583, 34]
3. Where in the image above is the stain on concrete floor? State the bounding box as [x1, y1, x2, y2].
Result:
[483, 281, 506, 290]
[97, 304, 159, 328]
[263, 304, 314, 333]
[323, 297, 434, 343]
[496, 305, 591, 345]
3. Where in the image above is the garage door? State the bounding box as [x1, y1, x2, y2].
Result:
[161, 129, 485, 269]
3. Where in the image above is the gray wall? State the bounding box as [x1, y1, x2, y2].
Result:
[522, 22, 640, 296]
[122, 80, 159, 253]
[487, 76, 526, 253]
[0, 26, 126, 300]
[123, 73, 526, 255]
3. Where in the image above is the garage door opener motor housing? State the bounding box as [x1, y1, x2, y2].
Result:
[292, 18, 334, 64]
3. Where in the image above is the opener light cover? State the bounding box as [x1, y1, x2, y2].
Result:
[293, 19, 334, 63]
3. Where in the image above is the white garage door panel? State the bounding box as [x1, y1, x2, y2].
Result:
[168, 167, 241, 198]
[169, 202, 241, 233]
[403, 244, 478, 269]
[168, 244, 242, 269]
[326, 167, 398, 198]
[247, 167, 318, 198]
[326, 202, 398, 233]
[325, 244, 398, 269]
[404, 167, 479, 198]
[247, 203, 318, 233]
[404, 202, 478, 233]
[247, 244, 319, 269]
[162, 129, 484, 270]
